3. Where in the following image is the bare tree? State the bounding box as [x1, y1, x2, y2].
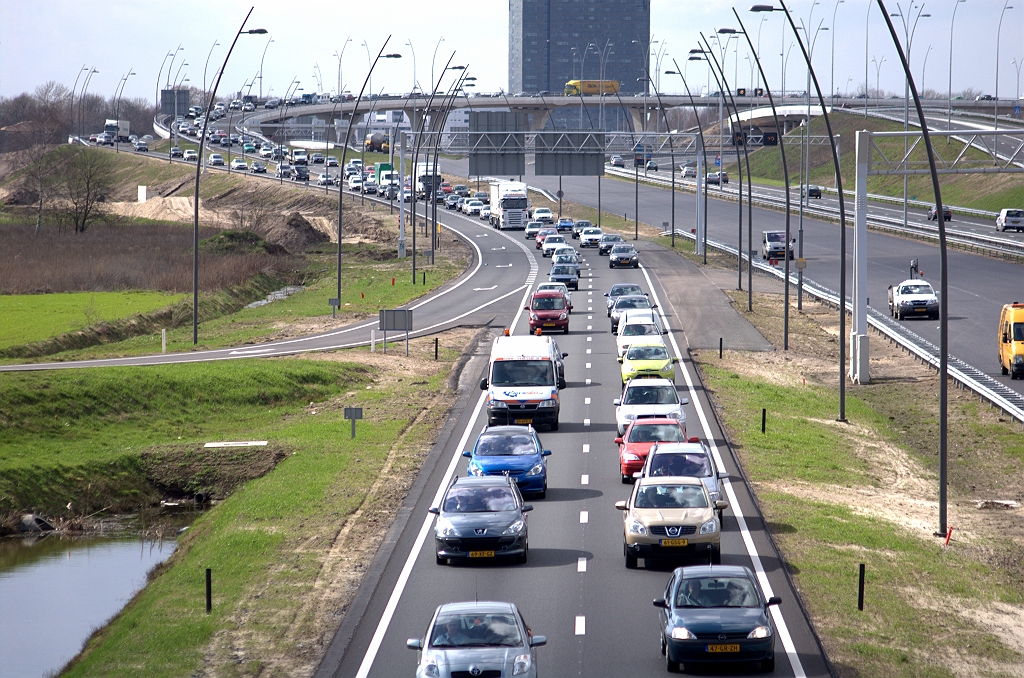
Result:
[17, 82, 71, 234]
[62, 147, 114, 233]
[232, 183, 279, 234]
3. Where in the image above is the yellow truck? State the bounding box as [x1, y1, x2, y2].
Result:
[998, 303, 1024, 379]
[564, 80, 620, 96]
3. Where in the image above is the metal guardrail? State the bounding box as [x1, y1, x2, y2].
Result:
[664, 227, 1024, 425]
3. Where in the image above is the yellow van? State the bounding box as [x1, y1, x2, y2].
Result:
[998, 303, 1024, 379]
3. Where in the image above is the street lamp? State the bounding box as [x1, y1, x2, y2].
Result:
[872, 55, 886, 97]
[666, 62, 710, 262]
[335, 37, 353, 96]
[1012, 58, 1023, 103]
[258, 37, 273, 99]
[830, 0, 845, 98]
[113, 70, 135, 152]
[192, 11, 267, 344]
[995, 1, 1014, 129]
[156, 52, 174, 108]
[166, 44, 183, 89]
[405, 39, 417, 94]
[79, 68, 99, 139]
[921, 44, 932, 95]
[948, 0, 967, 137]
[70, 64, 88, 141]
[204, 41, 220, 107]
[430, 37, 445, 97]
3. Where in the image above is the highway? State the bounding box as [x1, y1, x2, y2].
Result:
[437, 156, 1024, 399]
[316, 212, 830, 677]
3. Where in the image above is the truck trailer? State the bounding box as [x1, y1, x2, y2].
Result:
[103, 119, 130, 143]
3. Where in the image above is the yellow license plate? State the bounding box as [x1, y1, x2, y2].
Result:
[469, 551, 494, 558]
[660, 539, 689, 547]
[514, 418, 532, 424]
[543, 322, 556, 326]
[914, 308, 927, 312]
[707, 644, 740, 653]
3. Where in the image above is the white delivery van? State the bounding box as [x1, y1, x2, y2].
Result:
[480, 334, 567, 430]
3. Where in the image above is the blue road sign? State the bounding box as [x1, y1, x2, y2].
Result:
[1016, 106, 1021, 115]
[715, 153, 721, 167]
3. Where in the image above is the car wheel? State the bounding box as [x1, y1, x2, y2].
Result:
[634, 263, 639, 269]
[624, 543, 638, 569]
[609, 262, 614, 269]
[710, 547, 722, 565]
[564, 326, 569, 335]
[551, 419, 559, 431]
[1002, 363, 1009, 375]
[666, 653, 680, 672]
[436, 553, 447, 566]
[517, 546, 529, 564]
[761, 656, 775, 672]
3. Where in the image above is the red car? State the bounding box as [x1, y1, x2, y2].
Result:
[441, 182, 453, 194]
[535, 228, 558, 249]
[615, 417, 691, 483]
[526, 290, 572, 334]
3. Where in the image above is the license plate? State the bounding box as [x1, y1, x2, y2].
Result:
[914, 308, 927, 312]
[660, 539, 689, 547]
[707, 644, 740, 653]
[543, 322, 556, 327]
[469, 551, 495, 558]
[514, 418, 532, 424]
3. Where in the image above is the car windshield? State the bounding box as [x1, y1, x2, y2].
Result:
[610, 284, 643, 297]
[442, 486, 517, 512]
[475, 432, 539, 456]
[649, 452, 711, 477]
[1014, 323, 1024, 341]
[675, 577, 760, 608]
[576, 221, 592, 228]
[615, 297, 651, 310]
[611, 246, 634, 254]
[634, 484, 708, 509]
[583, 228, 601, 235]
[430, 613, 524, 648]
[553, 257, 575, 265]
[535, 209, 551, 214]
[527, 222, 543, 229]
[538, 229, 557, 237]
[623, 323, 659, 337]
[551, 266, 575, 276]
[627, 423, 685, 443]
[532, 296, 565, 310]
[491, 360, 555, 387]
[623, 384, 679, 405]
[627, 345, 669, 361]
[900, 284, 934, 295]
[538, 284, 566, 293]
[765, 232, 785, 242]
[602, 235, 625, 242]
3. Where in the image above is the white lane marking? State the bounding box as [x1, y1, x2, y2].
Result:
[588, 315, 593, 320]
[639, 265, 807, 678]
[491, 246, 506, 250]
[585, 378, 591, 385]
[587, 337, 592, 342]
[588, 284, 593, 289]
[472, 285, 498, 291]
[495, 264, 513, 268]
[588, 290, 593, 294]
[228, 348, 275, 355]
[581, 474, 589, 485]
[586, 349, 592, 354]
[584, 397, 591, 405]
[587, 325, 592, 330]
[577, 557, 587, 572]
[575, 616, 586, 635]
[586, 362, 592, 368]
[579, 511, 589, 524]
[583, 418, 591, 426]
[475, 234, 488, 237]
[353, 392, 487, 678]
[582, 444, 590, 453]
[587, 306, 592, 311]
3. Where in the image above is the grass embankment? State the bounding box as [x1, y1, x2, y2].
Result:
[731, 110, 1024, 212]
[692, 289, 1024, 677]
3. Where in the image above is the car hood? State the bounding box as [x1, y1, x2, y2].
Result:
[472, 454, 542, 474]
[621, 441, 657, 458]
[900, 293, 937, 303]
[623, 358, 671, 372]
[670, 606, 769, 635]
[441, 509, 522, 533]
[633, 506, 712, 525]
[531, 308, 567, 318]
[423, 647, 522, 671]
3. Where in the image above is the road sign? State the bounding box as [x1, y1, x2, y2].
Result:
[556, 190, 564, 198]
[1016, 106, 1021, 115]
[715, 152, 721, 167]
[344, 407, 363, 439]
[379, 309, 413, 355]
[795, 258, 807, 270]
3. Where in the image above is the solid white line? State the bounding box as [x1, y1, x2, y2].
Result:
[639, 265, 807, 678]
[581, 474, 589, 485]
[577, 557, 587, 573]
[584, 397, 591, 405]
[579, 511, 589, 524]
[582, 444, 590, 453]
[575, 616, 586, 635]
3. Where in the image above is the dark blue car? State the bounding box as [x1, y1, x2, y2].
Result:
[654, 565, 781, 673]
[463, 426, 551, 498]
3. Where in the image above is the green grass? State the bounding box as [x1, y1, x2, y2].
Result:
[0, 291, 186, 350]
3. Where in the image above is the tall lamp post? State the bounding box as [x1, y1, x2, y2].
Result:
[335, 37, 353, 97]
[947, 0, 967, 137]
[405, 39, 417, 94]
[753, 1, 850, 421]
[79, 68, 99, 139]
[258, 37, 273, 99]
[872, 56, 885, 98]
[166, 44, 184, 89]
[888, 2, 930, 231]
[70, 64, 89, 141]
[203, 41, 220, 107]
[114, 69, 136, 152]
[830, 0, 845, 98]
[430, 37, 446, 94]
[667, 59, 710, 263]
[192, 8, 267, 345]
[995, 1, 1014, 130]
[156, 52, 174, 108]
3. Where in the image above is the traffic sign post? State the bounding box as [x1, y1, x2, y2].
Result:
[379, 309, 413, 355]
[343, 407, 363, 438]
[715, 152, 721, 167]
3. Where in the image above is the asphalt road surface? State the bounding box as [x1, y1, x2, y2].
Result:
[316, 220, 830, 677]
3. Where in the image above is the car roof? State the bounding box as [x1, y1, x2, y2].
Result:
[650, 442, 707, 456]
[677, 565, 753, 580]
[533, 289, 564, 298]
[437, 601, 517, 615]
[625, 377, 674, 388]
[637, 475, 703, 487]
[896, 279, 933, 287]
[450, 475, 515, 488]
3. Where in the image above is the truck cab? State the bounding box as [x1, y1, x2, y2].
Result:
[998, 303, 1024, 379]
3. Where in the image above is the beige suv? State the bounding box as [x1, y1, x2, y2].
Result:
[615, 476, 727, 568]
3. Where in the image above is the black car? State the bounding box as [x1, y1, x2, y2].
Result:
[571, 219, 593, 239]
[250, 161, 267, 173]
[445, 194, 462, 209]
[435, 190, 447, 203]
[598, 233, 626, 255]
[927, 205, 952, 221]
[169, 146, 183, 158]
[473, 191, 490, 205]
[380, 184, 400, 200]
[453, 184, 471, 197]
[292, 166, 310, 182]
[655, 565, 780, 672]
[803, 185, 822, 199]
[430, 475, 532, 564]
[609, 244, 639, 269]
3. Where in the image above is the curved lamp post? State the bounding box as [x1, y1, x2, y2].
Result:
[204, 41, 220, 107]
[947, 0, 967, 139]
[667, 59, 711, 263]
[192, 8, 266, 344]
[995, 0, 1014, 130]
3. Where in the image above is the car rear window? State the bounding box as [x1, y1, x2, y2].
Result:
[1006, 210, 1024, 218]
[627, 423, 684, 443]
[648, 452, 711, 477]
[634, 484, 707, 509]
[623, 384, 679, 405]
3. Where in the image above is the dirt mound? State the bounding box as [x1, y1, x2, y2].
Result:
[199, 230, 288, 256]
[259, 211, 329, 253]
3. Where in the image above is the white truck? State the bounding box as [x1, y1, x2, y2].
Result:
[103, 119, 130, 143]
[489, 180, 529, 230]
[415, 162, 442, 199]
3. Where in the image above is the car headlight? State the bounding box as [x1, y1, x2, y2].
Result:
[700, 519, 718, 535]
[503, 518, 526, 534]
[513, 653, 532, 675]
[747, 626, 772, 639]
[435, 518, 459, 537]
[530, 312, 539, 320]
[623, 413, 637, 421]
[538, 399, 557, 408]
[525, 462, 545, 477]
[670, 626, 696, 640]
[491, 400, 508, 409]
[422, 661, 440, 678]
[559, 312, 568, 320]
[661, 363, 674, 371]
[622, 452, 641, 461]
[468, 464, 485, 476]
[627, 518, 648, 535]
[1015, 355, 1024, 364]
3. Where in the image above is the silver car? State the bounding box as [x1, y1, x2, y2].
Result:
[604, 283, 645, 317]
[639, 441, 729, 513]
[610, 294, 655, 333]
[407, 601, 547, 678]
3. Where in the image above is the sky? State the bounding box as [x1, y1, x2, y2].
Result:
[2, 1, 1022, 106]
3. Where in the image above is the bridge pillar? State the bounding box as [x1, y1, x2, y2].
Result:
[528, 110, 551, 131]
[628, 107, 643, 133]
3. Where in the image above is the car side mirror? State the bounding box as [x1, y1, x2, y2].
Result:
[562, 352, 569, 358]
[651, 304, 658, 309]
[653, 598, 669, 609]
[569, 305, 573, 310]
[522, 504, 534, 512]
[717, 471, 730, 480]
[715, 500, 729, 511]
[663, 329, 669, 334]
[680, 397, 689, 405]
[767, 596, 782, 607]
[462, 451, 472, 458]
[613, 398, 621, 406]
[542, 450, 552, 457]
[406, 638, 423, 649]
[558, 378, 567, 390]
[428, 507, 439, 514]
[614, 500, 628, 510]
[617, 357, 623, 363]
[614, 437, 624, 444]
[529, 635, 547, 647]
[523, 306, 529, 310]
[480, 379, 488, 390]
[672, 357, 680, 363]
[604, 293, 609, 297]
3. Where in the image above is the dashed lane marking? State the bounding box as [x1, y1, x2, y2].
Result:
[584, 397, 591, 404]
[581, 474, 589, 485]
[579, 511, 589, 524]
[575, 616, 586, 635]
[582, 444, 590, 453]
[577, 557, 587, 572]
[583, 418, 591, 426]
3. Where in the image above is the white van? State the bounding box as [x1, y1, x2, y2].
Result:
[480, 334, 567, 430]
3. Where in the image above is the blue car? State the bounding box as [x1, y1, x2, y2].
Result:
[463, 426, 551, 498]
